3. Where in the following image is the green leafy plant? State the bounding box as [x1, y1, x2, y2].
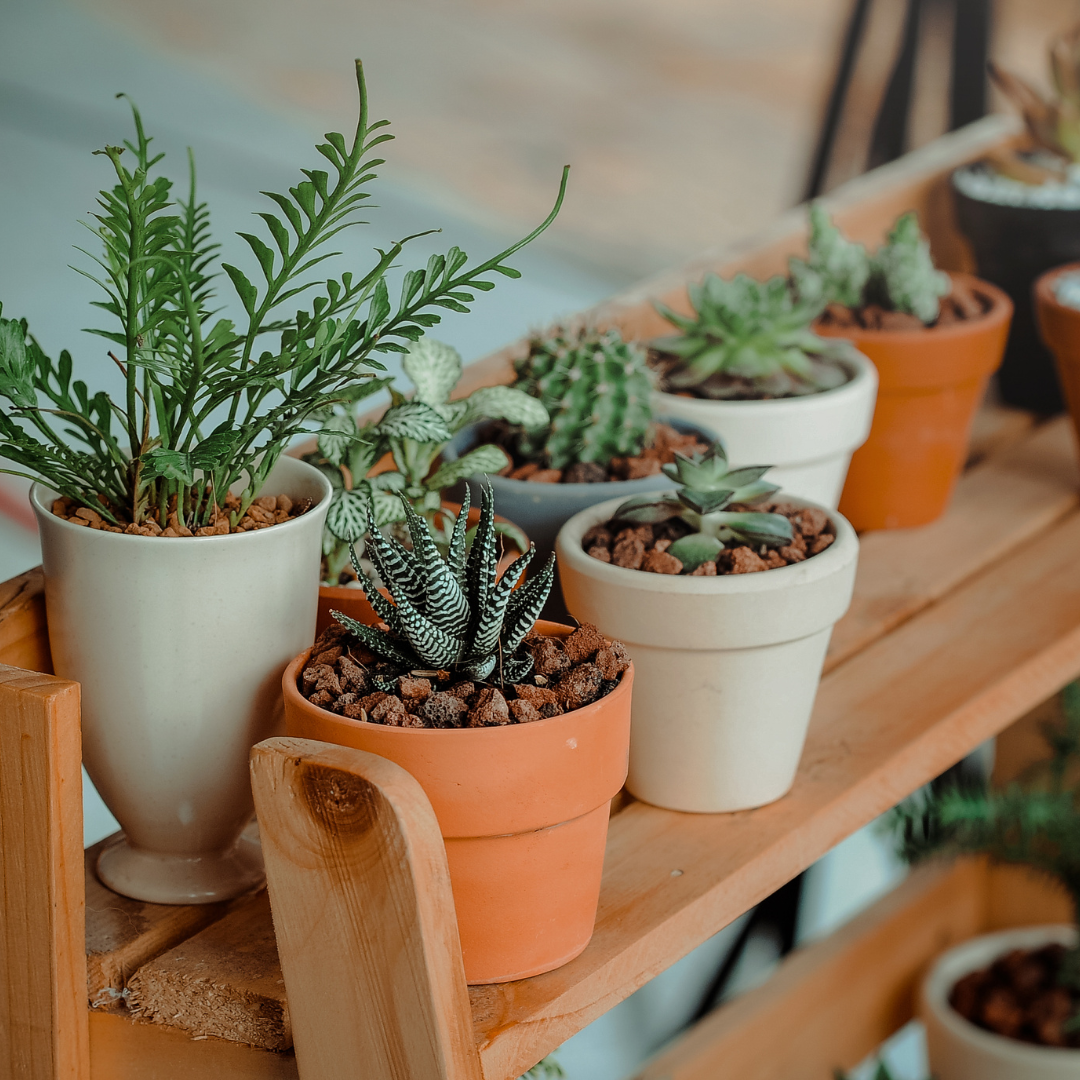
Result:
[987, 23, 1080, 179]
[511, 327, 653, 469]
[892, 682, 1080, 962]
[652, 273, 854, 398]
[611, 444, 793, 572]
[307, 336, 545, 583]
[790, 206, 951, 324]
[0, 62, 567, 529]
[333, 484, 554, 684]
[519, 1056, 566, 1080]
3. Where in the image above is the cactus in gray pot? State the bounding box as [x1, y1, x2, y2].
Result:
[512, 328, 654, 469]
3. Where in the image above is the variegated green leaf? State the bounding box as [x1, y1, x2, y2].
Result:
[402, 337, 462, 408]
[425, 443, 509, 492]
[326, 487, 369, 541]
[461, 384, 549, 430]
[376, 400, 454, 443]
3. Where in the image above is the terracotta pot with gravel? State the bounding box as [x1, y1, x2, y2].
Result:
[556, 447, 857, 813]
[283, 486, 633, 983]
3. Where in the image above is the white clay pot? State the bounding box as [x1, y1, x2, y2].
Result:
[556, 494, 858, 812]
[31, 455, 331, 904]
[650, 351, 878, 508]
[921, 925, 1080, 1080]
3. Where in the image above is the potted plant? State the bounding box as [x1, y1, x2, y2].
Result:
[893, 686, 1080, 1078]
[647, 269, 877, 509]
[804, 206, 1012, 531]
[555, 444, 858, 813]
[303, 335, 541, 628]
[0, 63, 568, 904]
[443, 326, 717, 569]
[1036, 262, 1080, 461]
[282, 485, 634, 983]
[951, 22, 1080, 414]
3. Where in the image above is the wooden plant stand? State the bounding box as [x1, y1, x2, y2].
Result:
[5, 112, 1080, 1080]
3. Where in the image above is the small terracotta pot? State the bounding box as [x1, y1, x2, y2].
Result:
[316, 501, 527, 638]
[1036, 263, 1080, 457]
[282, 616, 633, 984]
[818, 273, 1012, 531]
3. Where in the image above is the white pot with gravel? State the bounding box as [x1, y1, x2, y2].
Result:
[554, 451, 858, 812]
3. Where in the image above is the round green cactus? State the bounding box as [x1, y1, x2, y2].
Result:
[512, 328, 654, 470]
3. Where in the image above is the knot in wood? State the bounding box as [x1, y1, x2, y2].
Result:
[300, 763, 378, 835]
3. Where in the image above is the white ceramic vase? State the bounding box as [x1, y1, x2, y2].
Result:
[921, 925, 1080, 1080]
[31, 455, 331, 904]
[650, 351, 878, 508]
[556, 495, 858, 812]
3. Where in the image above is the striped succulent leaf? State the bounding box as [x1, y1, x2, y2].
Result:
[333, 486, 553, 686]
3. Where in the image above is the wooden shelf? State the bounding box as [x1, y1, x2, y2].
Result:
[4, 113, 1078, 1080]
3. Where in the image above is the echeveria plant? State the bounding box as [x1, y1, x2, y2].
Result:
[611, 444, 793, 572]
[0, 62, 566, 530]
[652, 273, 854, 398]
[308, 337, 544, 582]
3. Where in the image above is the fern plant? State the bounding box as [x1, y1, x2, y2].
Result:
[790, 206, 951, 324]
[511, 328, 654, 469]
[892, 682, 1080, 929]
[307, 337, 544, 583]
[611, 444, 793, 572]
[333, 484, 554, 684]
[652, 273, 854, 398]
[0, 62, 567, 529]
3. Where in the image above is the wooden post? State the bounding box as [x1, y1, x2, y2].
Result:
[0, 665, 89, 1080]
[250, 737, 483, 1080]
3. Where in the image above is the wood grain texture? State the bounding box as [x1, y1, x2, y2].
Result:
[826, 418, 1080, 671]
[630, 859, 1068, 1080]
[84, 837, 239, 1006]
[0, 666, 88, 1080]
[126, 892, 288, 1051]
[251, 737, 483, 1080]
[0, 568, 52, 674]
[472, 506, 1080, 1079]
[89, 1011, 297, 1080]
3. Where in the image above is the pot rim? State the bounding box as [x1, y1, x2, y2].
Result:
[444, 414, 720, 490]
[30, 455, 333, 546]
[556, 492, 858, 597]
[1035, 261, 1080, 314]
[649, 347, 877, 415]
[283, 618, 635, 742]
[921, 923, 1080, 1060]
[814, 272, 1013, 346]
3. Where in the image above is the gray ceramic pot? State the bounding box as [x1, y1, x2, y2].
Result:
[443, 417, 718, 618]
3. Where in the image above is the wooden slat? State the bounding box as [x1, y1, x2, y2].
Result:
[89, 1011, 296, 1080]
[631, 860, 1067, 1080]
[0, 568, 51, 674]
[251, 737, 483, 1080]
[84, 837, 239, 1006]
[472, 505, 1080, 1079]
[0, 666, 88, 1080]
[125, 892, 287, 1051]
[826, 417, 1080, 670]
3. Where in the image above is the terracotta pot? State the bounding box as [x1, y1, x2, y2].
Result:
[282, 617, 633, 983]
[818, 273, 1012, 532]
[316, 500, 527, 638]
[31, 456, 332, 904]
[921, 925, 1080, 1079]
[1036, 263, 1080, 457]
[556, 495, 858, 813]
[648, 352, 877, 509]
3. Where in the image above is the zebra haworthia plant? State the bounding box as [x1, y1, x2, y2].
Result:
[612, 444, 793, 572]
[332, 484, 554, 684]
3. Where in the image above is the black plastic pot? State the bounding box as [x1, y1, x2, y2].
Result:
[952, 171, 1080, 414]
